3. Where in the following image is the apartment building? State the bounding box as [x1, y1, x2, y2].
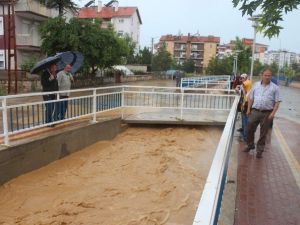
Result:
[0, 0, 62, 70]
[218, 38, 268, 63]
[265, 50, 298, 68]
[158, 34, 220, 73]
[79, 1, 142, 47]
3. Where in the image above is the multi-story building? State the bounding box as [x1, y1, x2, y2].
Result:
[78, 1, 142, 47]
[218, 38, 268, 63]
[157, 33, 220, 73]
[265, 50, 298, 68]
[0, 0, 64, 70]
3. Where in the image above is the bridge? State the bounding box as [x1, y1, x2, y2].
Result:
[1, 80, 299, 225]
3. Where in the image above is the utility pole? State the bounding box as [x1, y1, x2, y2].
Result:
[249, 15, 261, 81]
[151, 37, 154, 71]
[2, 0, 18, 94]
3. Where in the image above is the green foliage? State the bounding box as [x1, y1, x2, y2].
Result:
[123, 35, 137, 64]
[284, 67, 296, 80]
[40, 18, 130, 77]
[20, 56, 38, 72]
[232, 0, 300, 37]
[133, 47, 152, 65]
[206, 56, 234, 75]
[206, 37, 252, 75]
[182, 59, 195, 73]
[291, 62, 300, 76]
[170, 58, 179, 70]
[253, 59, 265, 76]
[39, 0, 77, 17]
[0, 85, 6, 96]
[152, 44, 172, 71]
[233, 37, 252, 73]
[269, 62, 279, 75]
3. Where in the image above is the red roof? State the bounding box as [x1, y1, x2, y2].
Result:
[79, 6, 142, 24]
[160, 35, 220, 43]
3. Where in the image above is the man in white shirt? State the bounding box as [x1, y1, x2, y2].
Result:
[244, 69, 281, 158]
[57, 64, 74, 120]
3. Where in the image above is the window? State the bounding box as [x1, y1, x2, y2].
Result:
[0, 17, 3, 35]
[0, 50, 5, 69]
[21, 19, 30, 34]
[118, 19, 124, 23]
[117, 30, 124, 36]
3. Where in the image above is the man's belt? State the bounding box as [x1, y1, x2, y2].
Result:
[252, 108, 273, 113]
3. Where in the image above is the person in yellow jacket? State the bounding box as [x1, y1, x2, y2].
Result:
[240, 73, 252, 141]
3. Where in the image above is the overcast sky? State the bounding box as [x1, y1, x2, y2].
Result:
[77, 0, 300, 53]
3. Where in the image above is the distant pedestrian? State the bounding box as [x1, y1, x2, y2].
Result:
[41, 63, 59, 125]
[57, 64, 74, 120]
[175, 70, 182, 87]
[244, 68, 281, 158]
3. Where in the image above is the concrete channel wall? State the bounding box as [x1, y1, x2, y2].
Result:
[0, 118, 122, 185]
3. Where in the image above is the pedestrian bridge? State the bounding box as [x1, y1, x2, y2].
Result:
[181, 75, 230, 89]
[0, 83, 239, 225]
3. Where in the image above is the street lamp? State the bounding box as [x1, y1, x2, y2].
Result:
[232, 50, 242, 76]
[249, 15, 261, 81]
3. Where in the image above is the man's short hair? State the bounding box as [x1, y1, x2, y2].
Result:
[261, 68, 273, 75]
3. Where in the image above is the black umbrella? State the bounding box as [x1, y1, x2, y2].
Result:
[56, 51, 84, 74]
[30, 55, 60, 74]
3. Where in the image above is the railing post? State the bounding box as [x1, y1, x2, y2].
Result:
[205, 81, 208, 93]
[92, 89, 97, 123]
[2, 98, 9, 145]
[180, 89, 184, 120]
[121, 87, 124, 119]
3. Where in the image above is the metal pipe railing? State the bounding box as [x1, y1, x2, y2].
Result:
[193, 96, 239, 225]
[1, 85, 237, 146]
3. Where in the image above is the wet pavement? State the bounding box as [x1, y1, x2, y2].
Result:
[234, 83, 300, 225]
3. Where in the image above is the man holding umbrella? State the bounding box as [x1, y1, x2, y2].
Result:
[41, 63, 59, 124]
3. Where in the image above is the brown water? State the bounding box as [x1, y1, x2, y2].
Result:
[0, 126, 222, 225]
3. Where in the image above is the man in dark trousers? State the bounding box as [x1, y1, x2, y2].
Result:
[244, 68, 281, 158]
[41, 63, 58, 124]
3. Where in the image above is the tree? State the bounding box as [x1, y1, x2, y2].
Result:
[137, 47, 152, 65]
[123, 34, 137, 64]
[152, 44, 172, 71]
[253, 59, 264, 77]
[205, 56, 233, 75]
[269, 62, 279, 75]
[232, 0, 300, 37]
[233, 37, 252, 74]
[291, 62, 300, 76]
[39, 17, 130, 76]
[284, 67, 296, 86]
[182, 59, 195, 73]
[40, 0, 77, 17]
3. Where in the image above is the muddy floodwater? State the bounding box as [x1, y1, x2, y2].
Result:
[0, 126, 222, 225]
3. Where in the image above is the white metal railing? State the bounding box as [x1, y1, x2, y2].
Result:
[181, 75, 231, 90]
[0, 85, 236, 145]
[193, 95, 239, 225]
[0, 85, 240, 225]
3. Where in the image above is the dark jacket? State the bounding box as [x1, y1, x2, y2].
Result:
[41, 69, 58, 92]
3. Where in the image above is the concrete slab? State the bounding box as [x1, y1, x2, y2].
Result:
[123, 109, 229, 126]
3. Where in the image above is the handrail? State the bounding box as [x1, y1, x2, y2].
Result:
[1, 85, 237, 146]
[193, 96, 239, 225]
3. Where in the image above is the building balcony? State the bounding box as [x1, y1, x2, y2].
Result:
[16, 34, 41, 50]
[15, 0, 52, 20]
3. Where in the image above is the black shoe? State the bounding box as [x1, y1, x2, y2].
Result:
[243, 146, 255, 152]
[237, 128, 243, 132]
[256, 152, 263, 158]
